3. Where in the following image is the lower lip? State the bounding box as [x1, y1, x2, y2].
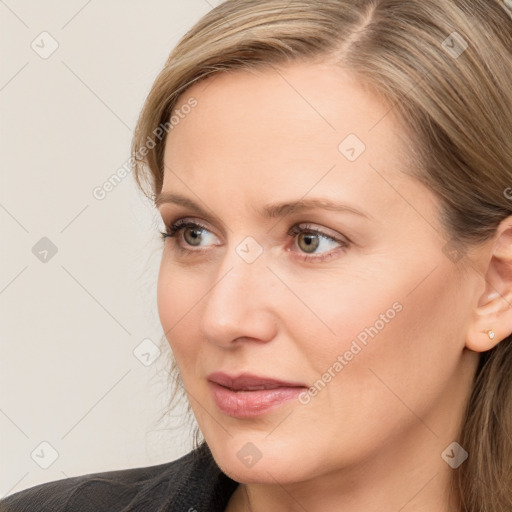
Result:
[208, 382, 305, 418]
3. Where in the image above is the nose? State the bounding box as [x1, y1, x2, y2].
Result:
[199, 243, 278, 349]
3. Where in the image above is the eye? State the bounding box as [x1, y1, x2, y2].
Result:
[160, 219, 349, 262]
[160, 219, 219, 254]
[287, 224, 349, 262]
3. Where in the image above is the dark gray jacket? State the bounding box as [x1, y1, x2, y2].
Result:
[0, 443, 239, 512]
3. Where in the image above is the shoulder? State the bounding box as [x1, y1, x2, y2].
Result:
[0, 443, 238, 512]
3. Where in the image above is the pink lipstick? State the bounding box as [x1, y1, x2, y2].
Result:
[207, 372, 307, 418]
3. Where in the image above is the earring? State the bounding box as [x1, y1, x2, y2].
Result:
[487, 329, 496, 340]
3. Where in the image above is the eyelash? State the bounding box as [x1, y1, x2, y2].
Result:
[159, 219, 349, 263]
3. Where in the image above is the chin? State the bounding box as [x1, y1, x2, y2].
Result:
[208, 441, 314, 485]
[217, 458, 301, 485]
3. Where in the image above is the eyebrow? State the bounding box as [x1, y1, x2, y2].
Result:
[155, 192, 371, 220]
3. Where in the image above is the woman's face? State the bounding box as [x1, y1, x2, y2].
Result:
[156, 60, 481, 485]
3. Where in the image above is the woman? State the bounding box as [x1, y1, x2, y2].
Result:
[2, 0, 511, 511]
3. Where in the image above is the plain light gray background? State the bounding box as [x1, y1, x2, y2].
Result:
[0, 0, 222, 497]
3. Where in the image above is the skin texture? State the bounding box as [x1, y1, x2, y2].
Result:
[156, 60, 512, 512]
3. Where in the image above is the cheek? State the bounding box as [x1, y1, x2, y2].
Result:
[156, 259, 203, 360]
[156, 261, 177, 339]
[295, 257, 466, 431]
[280, 265, 403, 367]
[293, 249, 464, 367]
[268, 262, 464, 470]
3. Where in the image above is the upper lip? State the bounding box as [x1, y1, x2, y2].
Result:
[207, 372, 307, 391]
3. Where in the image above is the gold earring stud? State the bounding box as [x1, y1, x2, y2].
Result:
[487, 329, 495, 340]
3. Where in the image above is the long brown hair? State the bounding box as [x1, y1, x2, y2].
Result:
[131, 1, 512, 510]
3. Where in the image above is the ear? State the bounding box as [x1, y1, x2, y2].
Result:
[466, 216, 512, 352]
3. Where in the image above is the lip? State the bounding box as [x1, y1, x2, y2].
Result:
[207, 371, 306, 390]
[207, 372, 307, 418]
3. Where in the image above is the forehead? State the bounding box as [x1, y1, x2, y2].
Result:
[169, 61, 397, 145]
[162, 60, 426, 219]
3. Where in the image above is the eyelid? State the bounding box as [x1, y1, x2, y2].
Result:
[159, 207, 228, 240]
[164, 218, 346, 243]
[170, 217, 212, 233]
[286, 223, 349, 263]
[289, 223, 349, 244]
[168, 218, 222, 247]
[165, 217, 219, 237]
[162, 217, 350, 261]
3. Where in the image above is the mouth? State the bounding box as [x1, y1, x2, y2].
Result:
[207, 371, 307, 391]
[207, 372, 308, 418]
